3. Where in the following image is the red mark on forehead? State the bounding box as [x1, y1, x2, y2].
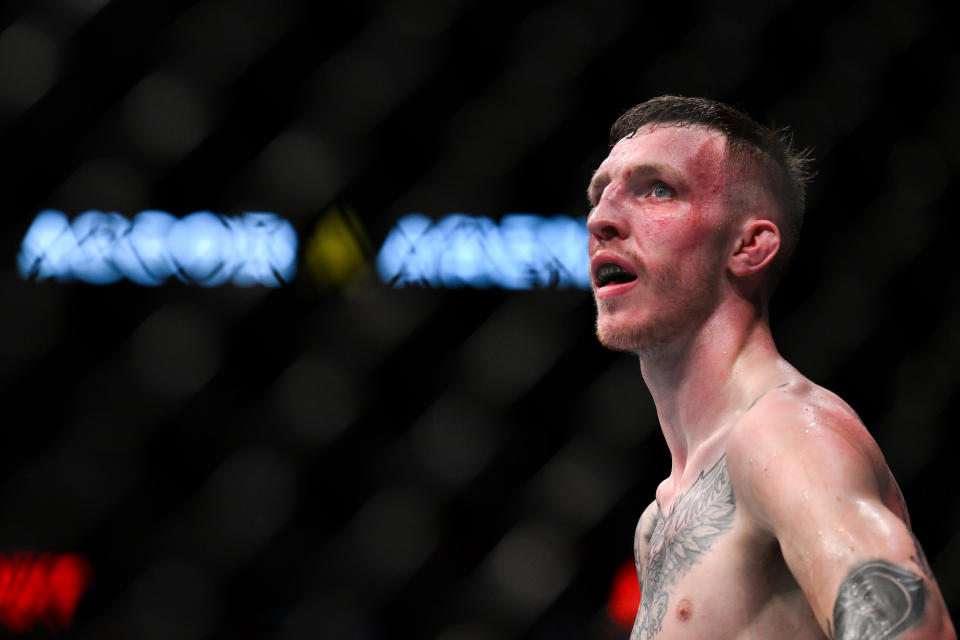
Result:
[613, 125, 728, 195]
[682, 133, 728, 199]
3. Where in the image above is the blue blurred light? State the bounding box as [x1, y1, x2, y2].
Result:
[18, 210, 298, 286]
[376, 214, 589, 289]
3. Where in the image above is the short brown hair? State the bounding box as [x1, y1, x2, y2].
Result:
[610, 95, 814, 283]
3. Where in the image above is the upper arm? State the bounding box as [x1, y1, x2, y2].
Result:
[727, 395, 955, 639]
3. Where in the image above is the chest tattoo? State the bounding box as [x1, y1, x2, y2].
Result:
[631, 455, 736, 640]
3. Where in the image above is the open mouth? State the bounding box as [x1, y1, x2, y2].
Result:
[595, 262, 638, 287]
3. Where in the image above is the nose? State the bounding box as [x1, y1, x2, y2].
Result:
[587, 192, 628, 242]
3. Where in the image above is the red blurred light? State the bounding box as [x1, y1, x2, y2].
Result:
[0, 552, 92, 632]
[607, 559, 640, 628]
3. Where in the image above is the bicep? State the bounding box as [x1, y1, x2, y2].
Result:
[729, 420, 953, 638]
[781, 497, 931, 637]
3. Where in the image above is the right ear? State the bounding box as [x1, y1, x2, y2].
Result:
[728, 218, 781, 278]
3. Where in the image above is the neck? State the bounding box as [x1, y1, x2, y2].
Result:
[638, 297, 788, 477]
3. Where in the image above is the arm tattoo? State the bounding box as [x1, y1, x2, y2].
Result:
[631, 455, 736, 640]
[830, 560, 928, 640]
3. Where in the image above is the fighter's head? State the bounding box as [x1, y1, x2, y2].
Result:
[587, 96, 813, 354]
[609, 96, 813, 283]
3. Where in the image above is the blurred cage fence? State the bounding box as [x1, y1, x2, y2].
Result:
[1, 0, 959, 638]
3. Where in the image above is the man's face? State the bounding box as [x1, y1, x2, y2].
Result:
[587, 124, 734, 355]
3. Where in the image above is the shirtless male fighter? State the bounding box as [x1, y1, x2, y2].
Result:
[586, 96, 956, 639]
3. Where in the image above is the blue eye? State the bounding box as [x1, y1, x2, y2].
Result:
[651, 183, 673, 198]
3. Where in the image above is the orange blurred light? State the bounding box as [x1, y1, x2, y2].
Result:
[607, 558, 640, 628]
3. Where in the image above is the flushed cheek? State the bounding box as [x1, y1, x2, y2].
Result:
[640, 222, 706, 253]
[637, 205, 709, 244]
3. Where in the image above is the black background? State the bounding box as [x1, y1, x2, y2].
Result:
[0, 0, 958, 638]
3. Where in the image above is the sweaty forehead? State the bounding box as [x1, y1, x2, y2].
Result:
[598, 124, 729, 189]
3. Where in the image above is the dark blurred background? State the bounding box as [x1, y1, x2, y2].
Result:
[0, 0, 958, 637]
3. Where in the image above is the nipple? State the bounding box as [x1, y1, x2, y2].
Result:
[675, 598, 694, 622]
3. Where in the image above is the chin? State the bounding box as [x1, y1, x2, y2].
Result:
[595, 307, 694, 357]
[595, 315, 649, 354]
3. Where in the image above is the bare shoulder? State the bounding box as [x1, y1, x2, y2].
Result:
[724, 380, 956, 639]
[728, 378, 884, 469]
[726, 379, 892, 527]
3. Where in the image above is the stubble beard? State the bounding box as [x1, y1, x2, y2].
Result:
[595, 302, 691, 359]
[594, 267, 718, 359]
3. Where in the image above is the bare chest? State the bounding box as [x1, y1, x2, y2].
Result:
[631, 456, 823, 640]
[632, 456, 736, 639]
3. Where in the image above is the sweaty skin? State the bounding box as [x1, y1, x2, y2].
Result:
[588, 124, 956, 640]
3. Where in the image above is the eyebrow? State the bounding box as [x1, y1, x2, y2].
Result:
[586, 163, 679, 205]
